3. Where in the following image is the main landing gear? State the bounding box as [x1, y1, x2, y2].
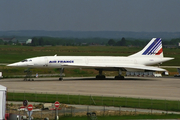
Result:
[114, 70, 124, 80]
[24, 68, 34, 81]
[96, 70, 106, 80]
[114, 75, 124, 80]
[95, 69, 125, 80]
[59, 68, 64, 81]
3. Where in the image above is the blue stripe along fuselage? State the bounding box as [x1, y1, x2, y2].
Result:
[142, 38, 161, 55]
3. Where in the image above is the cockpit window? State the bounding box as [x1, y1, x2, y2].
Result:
[21, 59, 28, 62]
[21, 59, 32, 62]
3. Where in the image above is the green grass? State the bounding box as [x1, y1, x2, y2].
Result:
[7, 92, 180, 112]
[58, 114, 180, 120]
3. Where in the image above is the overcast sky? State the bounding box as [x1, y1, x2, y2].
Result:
[0, 0, 180, 32]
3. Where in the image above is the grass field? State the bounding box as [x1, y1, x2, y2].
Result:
[59, 114, 180, 120]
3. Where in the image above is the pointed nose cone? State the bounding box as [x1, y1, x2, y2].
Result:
[7, 63, 19, 67]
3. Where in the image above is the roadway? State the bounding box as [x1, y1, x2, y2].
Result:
[1, 76, 180, 100]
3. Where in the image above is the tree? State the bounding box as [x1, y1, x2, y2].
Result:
[38, 37, 44, 46]
[121, 37, 126, 46]
[31, 37, 38, 46]
[16, 40, 21, 45]
[115, 37, 126, 46]
[8, 40, 12, 45]
[0, 39, 4, 45]
[116, 40, 121, 46]
[108, 39, 115, 46]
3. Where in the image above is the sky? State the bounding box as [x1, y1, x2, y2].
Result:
[0, 0, 180, 32]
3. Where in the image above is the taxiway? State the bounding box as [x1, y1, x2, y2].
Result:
[1, 77, 180, 100]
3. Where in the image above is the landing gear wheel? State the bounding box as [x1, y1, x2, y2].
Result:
[114, 76, 124, 80]
[96, 75, 106, 80]
[59, 68, 64, 81]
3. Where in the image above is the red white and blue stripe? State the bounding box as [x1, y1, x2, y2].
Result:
[142, 38, 162, 55]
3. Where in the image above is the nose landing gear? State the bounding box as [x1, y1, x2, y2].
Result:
[59, 68, 64, 81]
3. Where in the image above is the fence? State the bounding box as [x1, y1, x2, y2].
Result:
[7, 103, 179, 120]
[6, 91, 180, 113]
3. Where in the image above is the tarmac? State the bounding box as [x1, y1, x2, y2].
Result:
[1, 76, 180, 100]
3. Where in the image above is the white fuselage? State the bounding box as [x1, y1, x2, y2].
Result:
[9, 56, 171, 71]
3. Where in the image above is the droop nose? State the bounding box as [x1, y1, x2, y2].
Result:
[7, 63, 19, 67]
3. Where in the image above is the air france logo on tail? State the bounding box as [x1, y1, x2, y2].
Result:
[142, 38, 162, 55]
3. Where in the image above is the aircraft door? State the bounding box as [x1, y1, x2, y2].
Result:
[44, 57, 48, 67]
[85, 57, 89, 64]
[134, 59, 137, 64]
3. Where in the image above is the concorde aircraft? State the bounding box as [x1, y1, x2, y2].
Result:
[7, 38, 173, 80]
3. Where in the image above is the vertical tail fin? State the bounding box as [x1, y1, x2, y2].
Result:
[129, 38, 163, 57]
